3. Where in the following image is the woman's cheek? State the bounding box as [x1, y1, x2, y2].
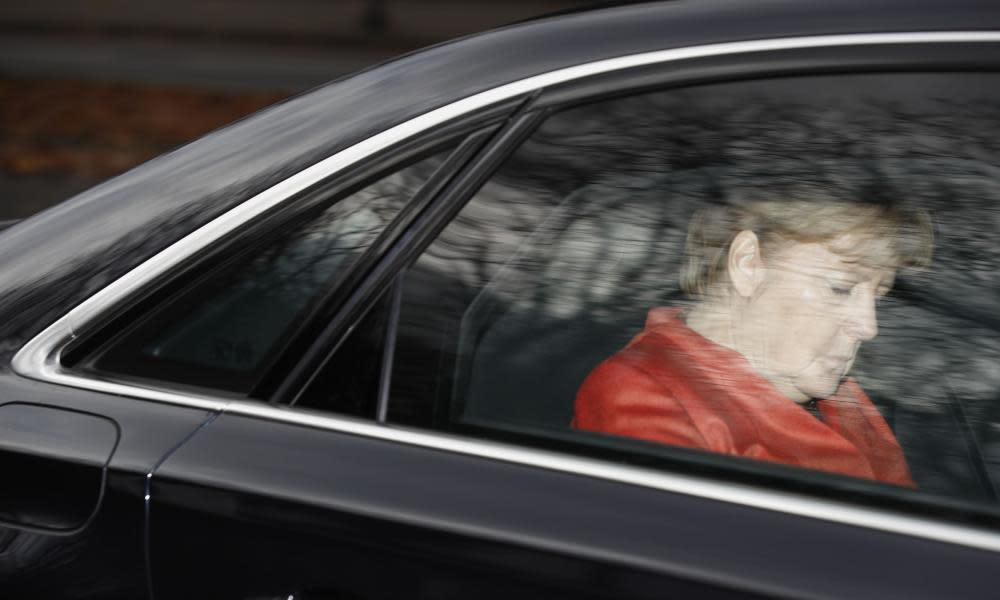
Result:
[799, 281, 825, 303]
[784, 302, 830, 371]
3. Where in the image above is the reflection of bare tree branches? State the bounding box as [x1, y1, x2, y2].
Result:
[400, 73, 1000, 500]
[138, 152, 449, 370]
[0, 197, 226, 363]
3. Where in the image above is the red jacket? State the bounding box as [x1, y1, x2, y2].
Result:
[573, 308, 914, 486]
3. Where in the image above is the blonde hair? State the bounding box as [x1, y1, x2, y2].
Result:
[680, 193, 933, 297]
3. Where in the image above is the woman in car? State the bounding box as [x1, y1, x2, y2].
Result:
[573, 189, 932, 486]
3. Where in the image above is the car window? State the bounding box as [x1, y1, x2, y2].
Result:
[78, 148, 453, 395]
[386, 72, 1000, 509]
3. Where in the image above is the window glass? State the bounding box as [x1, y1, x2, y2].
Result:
[292, 285, 396, 416]
[83, 148, 452, 394]
[388, 72, 1000, 508]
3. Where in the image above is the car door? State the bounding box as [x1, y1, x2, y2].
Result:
[0, 327, 216, 598]
[22, 33, 1000, 599]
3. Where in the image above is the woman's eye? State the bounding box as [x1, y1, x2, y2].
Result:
[829, 283, 853, 296]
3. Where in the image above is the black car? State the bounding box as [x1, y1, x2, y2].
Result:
[3, 1, 1000, 598]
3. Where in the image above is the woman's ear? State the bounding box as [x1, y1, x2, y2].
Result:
[727, 230, 764, 298]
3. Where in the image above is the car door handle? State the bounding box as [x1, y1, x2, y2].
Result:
[0, 403, 119, 532]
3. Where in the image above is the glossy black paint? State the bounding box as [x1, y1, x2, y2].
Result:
[533, 41, 1000, 109]
[0, 374, 213, 597]
[1, 1, 1000, 598]
[153, 411, 1000, 599]
[0, 403, 117, 531]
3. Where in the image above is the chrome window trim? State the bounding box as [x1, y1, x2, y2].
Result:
[13, 30, 1000, 552]
[226, 398, 1000, 554]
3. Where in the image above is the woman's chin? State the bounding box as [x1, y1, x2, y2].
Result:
[798, 376, 844, 401]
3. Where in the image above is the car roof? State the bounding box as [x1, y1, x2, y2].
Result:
[1, 0, 998, 350]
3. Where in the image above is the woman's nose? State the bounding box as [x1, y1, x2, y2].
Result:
[845, 292, 879, 341]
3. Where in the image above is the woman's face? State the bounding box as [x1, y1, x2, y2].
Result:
[736, 235, 895, 403]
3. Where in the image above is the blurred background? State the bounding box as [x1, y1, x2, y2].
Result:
[0, 0, 598, 220]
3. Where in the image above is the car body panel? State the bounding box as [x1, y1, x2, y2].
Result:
[151, 410, 1000, 599]
[0, 373, 213, 597]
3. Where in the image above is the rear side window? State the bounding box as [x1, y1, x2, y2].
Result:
[77, 148, 452, 394]
[386, 71, 1000, 512]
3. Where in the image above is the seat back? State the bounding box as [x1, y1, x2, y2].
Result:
[450, 174, 698, 431]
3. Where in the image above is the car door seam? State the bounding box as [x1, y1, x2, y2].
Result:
[143, 409, 222, 600]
